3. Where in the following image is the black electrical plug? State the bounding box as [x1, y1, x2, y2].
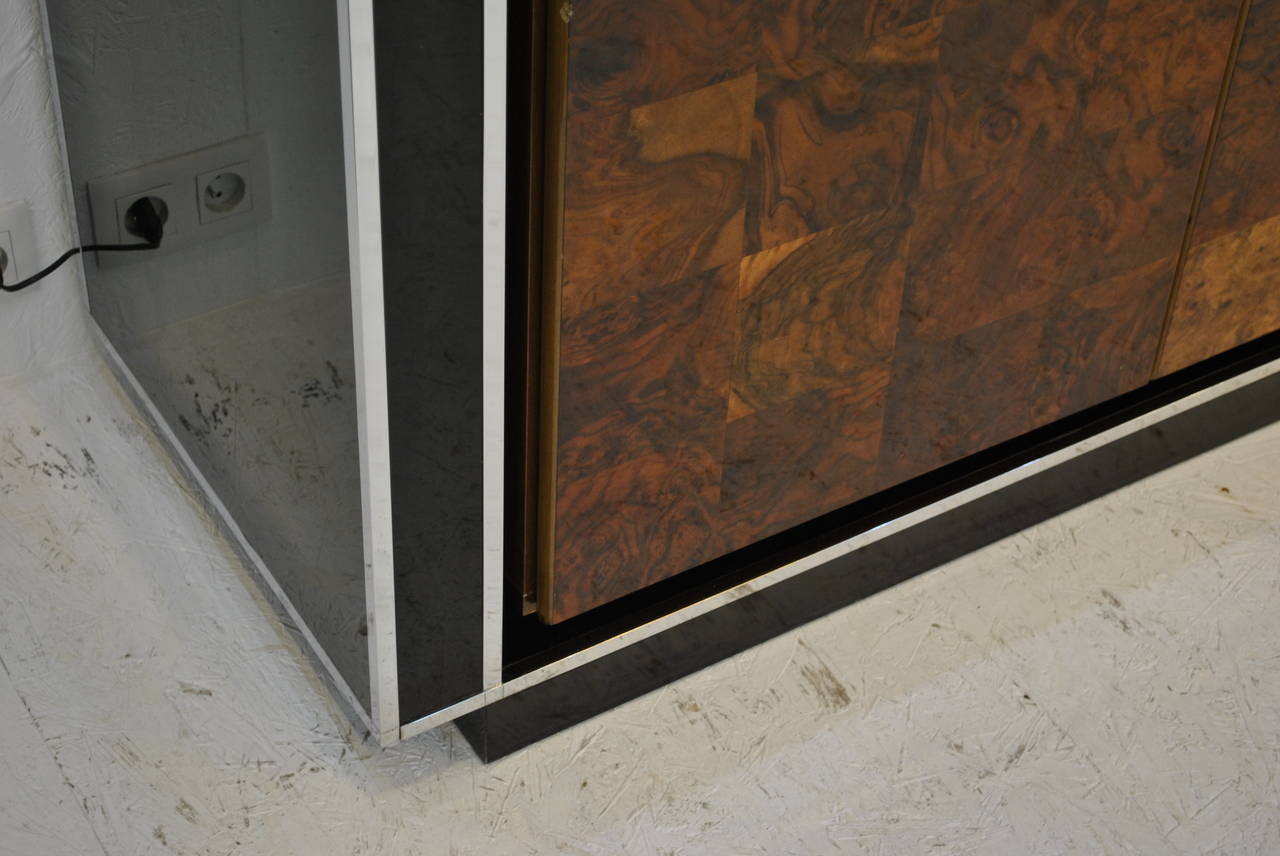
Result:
[124, 196, 167, 247]
[2, 197, 165, 293]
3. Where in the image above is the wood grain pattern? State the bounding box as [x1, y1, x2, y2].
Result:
[760, 0, 973, 74]
[923, 0, 1100, 189]
[1084, 0, 1239, 134]
[550, 266, 737, 615]
[747, 54, 930, 253]
[881, 256, 1176, 485]
[542, 0, 1238, 621]
[567, 0, 758, 115]
[903, 151, 1090, 341]
[722, 366, 890, 541]
[1159, 215, 1280, 375]
[559, 73, 755, 315]
[1065, 105, 1214, 286]
[732, 207, 910, 419]
[1184, 0, 1280, 245]
[1157, 0, 1280, 375]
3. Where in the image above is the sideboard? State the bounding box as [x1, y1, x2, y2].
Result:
[61, 0, 1280, 758]
[412, 0, 1280, 757]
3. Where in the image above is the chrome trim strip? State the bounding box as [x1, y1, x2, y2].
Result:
[338, 0, 400, 746]
[401, 688, 500, 739]
[400, 354, 1280, 741]
[94, 325, 377, 738]
[482, 0, 508, 692]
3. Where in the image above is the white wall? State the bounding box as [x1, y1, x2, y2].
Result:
[0, 0, 92, 380]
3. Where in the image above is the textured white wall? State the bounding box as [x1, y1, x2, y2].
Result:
[0, 0, 92, 380]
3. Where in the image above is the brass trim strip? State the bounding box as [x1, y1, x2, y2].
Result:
[1152, 0, 1254, 378]
[536, 0, 571, 623]
[514, 0, 550, 614]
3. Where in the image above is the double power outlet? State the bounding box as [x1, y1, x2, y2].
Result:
[88, 133, 272, 268]
[0, 135, 272, 286]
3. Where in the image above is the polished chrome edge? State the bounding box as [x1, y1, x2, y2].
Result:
[92, 324, 377, 739]
[338, 0, 401, 747]
[400, 353, 1280, 741]
[481, 0, 509, 693]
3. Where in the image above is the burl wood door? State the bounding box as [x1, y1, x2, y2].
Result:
[534, 0, 1242, 623]
[1156, 0, 1280, 375]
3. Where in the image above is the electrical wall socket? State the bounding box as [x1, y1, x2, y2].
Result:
[88, 134, 272, 269]
[0, 231, 15, 284]
[0, 201, 37, 287]
[115, 184, 182, 240]
[198, 162, 254, 224]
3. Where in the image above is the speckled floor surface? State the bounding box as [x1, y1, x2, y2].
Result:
[2, 350, 1279, 855]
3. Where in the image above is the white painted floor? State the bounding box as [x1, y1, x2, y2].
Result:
[2, 350, 1279, 855]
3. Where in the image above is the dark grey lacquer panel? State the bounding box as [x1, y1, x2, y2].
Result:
[371, 0, 487, 722]
[48, 2, 370, 710]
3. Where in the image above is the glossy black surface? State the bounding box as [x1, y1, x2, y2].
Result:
[49, 1, 369, 710]
[469, 331, 1280, 760]
[374, 0, 488, 721]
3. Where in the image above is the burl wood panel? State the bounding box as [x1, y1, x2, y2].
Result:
[542, 0, 1239, 622]
[881, 257, 1176, 486]
[553, 266, 737, 598]
[1157, 0, 1280, 376]
[1158, 216, 1280, 374]
[559, 73, 755, 314]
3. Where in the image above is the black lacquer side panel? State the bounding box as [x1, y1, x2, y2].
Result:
[466, 335, 1280, 760]
[49, 1, 369, 711]
[373, 0, 487, 722]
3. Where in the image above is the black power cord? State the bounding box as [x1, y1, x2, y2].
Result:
[0, 197, 165, 293]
